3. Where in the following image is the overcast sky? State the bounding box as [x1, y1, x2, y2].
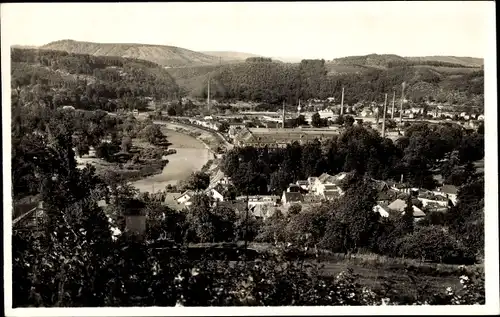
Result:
[1, 2, 493, 59]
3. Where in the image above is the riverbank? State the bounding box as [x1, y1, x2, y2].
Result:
[131, 128, 213, 193]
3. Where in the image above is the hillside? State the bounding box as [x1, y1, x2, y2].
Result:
[166, 58, 483, 107]
[330, 54, 408, 68]
[11, 48, 179, 111]
[201, 51, 262, 62]
[40, 40, 221, 67]
[406, 56, 483, 68]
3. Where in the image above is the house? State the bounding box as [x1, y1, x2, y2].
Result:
[286, 183, 302, 193]
[323, 190, 341, 201]
[391, 183, 414, 194]
[376, 189, 398, 205]
[477, 114, 485, 121]
[312, 172, 347, 197]
[205, 185, 225, 202]
[282, 191, 304, 206]
[433, 184, 459, 205]
[296, 180, 309, 190]
[361, 108, 373, 117]
[418, 191, 449, 208]
[373, 203, 391, 217]
[176, 190, 196, 206]
[121, 199, 147, 238]
[387, 199, 426, 219]
[238, 195, 280, 211]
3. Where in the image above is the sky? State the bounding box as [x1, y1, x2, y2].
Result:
[1, 2, 494, 60]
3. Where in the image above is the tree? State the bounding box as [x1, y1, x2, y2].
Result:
[311, 112, 323, 128]
[344, 115, 355, 127]
[140, 124, 165, 145]
[167, 106, 177, 116]
[322, 176, 379, 253]
[288, 204, 302, 216]
[182, 171, 210, 191]
[218, 121, 230, 133]
[121, 136, 132, 153]
[397, 197, 415, 235]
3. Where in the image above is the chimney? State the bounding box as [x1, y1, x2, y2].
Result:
[391, 90, 396, 119]
[399, 82, 406, 124]
[282, 101, 286, 129]
[340, 87, 345, 115]
[382, 93, 388, 138]
[207, 76, 211, 110]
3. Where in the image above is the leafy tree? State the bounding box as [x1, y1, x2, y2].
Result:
[344, 115, 355, 127]
[288, 204, 302, 216]
[120, 136, 132, 153]
[311, 112, 323, 128]
[182, 171, 210, 191]
[218, 121, 230, 133]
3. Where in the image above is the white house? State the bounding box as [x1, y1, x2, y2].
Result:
[296, 180, 309, 190]
[433, 185, 459, 205]
[205, 187, 224, 202]
[388, 199, 426, 219]
[176, 190, 195, 206]
[477, 114, 485, 121]
[373, 204, 391, 217]
[282, 191, 304, 206]
[418, 191, 449, 208]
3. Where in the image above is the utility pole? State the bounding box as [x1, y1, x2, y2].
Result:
[340, 87, 345, 115]
[391, 90, 396, 119]
[399, 82, 406, 124]
[382, 93, 388, 138]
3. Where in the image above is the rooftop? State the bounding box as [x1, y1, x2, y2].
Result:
[283, 192, 304, 203]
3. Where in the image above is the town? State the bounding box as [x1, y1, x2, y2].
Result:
[7, 1, 493, 310]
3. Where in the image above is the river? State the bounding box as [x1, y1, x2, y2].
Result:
[131, 129, 212, 193]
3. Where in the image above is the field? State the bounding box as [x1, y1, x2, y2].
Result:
[184, 242, 476, 301]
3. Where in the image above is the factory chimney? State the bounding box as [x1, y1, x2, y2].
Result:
[391, 90, 396, 119]
[282, 101, 286, 129]
[340, 87, 345, 115]
[207, 76, 211, 110]
[399, 82, 406, 124]
[382, 93, 388, 138]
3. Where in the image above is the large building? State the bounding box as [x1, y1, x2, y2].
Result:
[233, 127, 340, 148]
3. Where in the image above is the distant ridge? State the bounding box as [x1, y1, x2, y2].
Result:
[40, 39, 221, 67]
[201, 51, 262, 62]
[330, 53, 483, 68]
[405, 56, 483, 68]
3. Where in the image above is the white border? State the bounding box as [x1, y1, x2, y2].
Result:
[2, 2, 499, 316]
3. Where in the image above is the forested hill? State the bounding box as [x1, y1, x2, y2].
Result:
[330, 53, 484, 69]
[40, 40, 221, 67]
[11, 48, 180, 111]
[405, 56, 484, 68]
[167, 58, 484, 107]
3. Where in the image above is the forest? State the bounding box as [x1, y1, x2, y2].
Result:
[171, 59, 484, 107]
[11, 48, 180, 112]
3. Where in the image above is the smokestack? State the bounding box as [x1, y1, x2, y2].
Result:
[282, 101, 286, 129]
[399, 82, 406, 124]
[382, 93, 388, 138]
[391, 90, 396, 119]
[207, 76, 211, 109]
[340, 87, 345, 115]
